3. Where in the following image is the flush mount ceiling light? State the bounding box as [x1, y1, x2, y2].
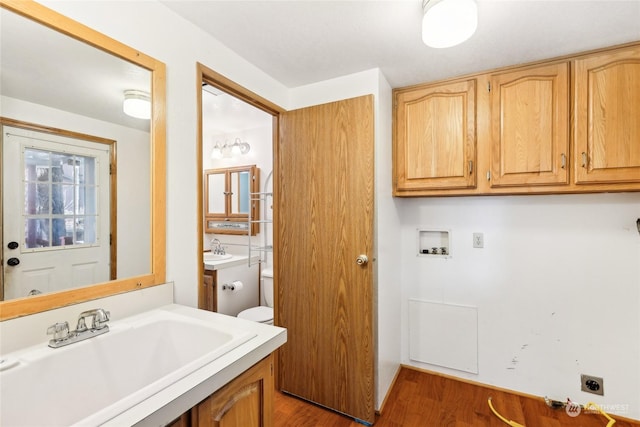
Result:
[123, 89, 151, 119]
[422, 0, 478, 48]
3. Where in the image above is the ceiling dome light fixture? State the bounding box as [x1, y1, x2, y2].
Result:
[123, 89, 151, 119]
[422, 0, 478, 48]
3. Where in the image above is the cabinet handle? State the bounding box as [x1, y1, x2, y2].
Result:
[468, 160, 473, 175]
[582, 152, 587, 168]
[561, 153, 566, 169]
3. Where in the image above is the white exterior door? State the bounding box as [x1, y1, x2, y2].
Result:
[2, 126, 110, 299]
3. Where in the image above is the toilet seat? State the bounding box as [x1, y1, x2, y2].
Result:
[238, 306, 273, 323]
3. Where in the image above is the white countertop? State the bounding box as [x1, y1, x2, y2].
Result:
[104, 304, 286, 426]
[203, 254, 261, 271]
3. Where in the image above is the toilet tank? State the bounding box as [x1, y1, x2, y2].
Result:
[262, 268, 274, 307]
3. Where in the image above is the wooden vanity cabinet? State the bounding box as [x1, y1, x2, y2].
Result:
[166, 354, 274, 427]
[394, 79, 477, 192]
[193, 354, 274, 427]
[201, 269, 217, 312]
[573, 44, 640, 185]
[489, 62, 570, 188]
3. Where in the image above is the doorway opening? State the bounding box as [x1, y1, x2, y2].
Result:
[196, 63, 283, 311]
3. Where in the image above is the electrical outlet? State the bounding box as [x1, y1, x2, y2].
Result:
[581, 374, 604, 396]
[473, 232, 484, 248]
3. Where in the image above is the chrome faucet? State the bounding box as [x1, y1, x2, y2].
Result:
[211, 238, 226, 255]
[46, 308, 110, 348]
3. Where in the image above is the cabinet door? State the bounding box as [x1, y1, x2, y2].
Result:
[194, 354, 274, 427]
[490, 62, 569, 187]
[200, 270, 217, 312]
[574, 45, 640, 184]
[394, 79, 476, 191]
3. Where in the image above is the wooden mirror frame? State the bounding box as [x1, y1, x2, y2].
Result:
[0, 0, 166, 320]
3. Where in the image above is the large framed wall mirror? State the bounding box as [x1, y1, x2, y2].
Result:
[0, 0, 166, 320]
[204, 165, 259, 235]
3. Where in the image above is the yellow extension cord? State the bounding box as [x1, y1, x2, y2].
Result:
[487, 397, 616, 427]
[487, 397, 525, 427]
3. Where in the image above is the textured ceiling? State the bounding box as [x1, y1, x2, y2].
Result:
[3, 1, 639, 134]
[0, 8, 150, 132]
[162, 0, 640, 89]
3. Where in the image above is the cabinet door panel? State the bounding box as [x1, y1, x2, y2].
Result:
[395, 79, 476, 191]
[195, 355, 274, 427]
[574, 45, 640, 183]
[490, 62, 569, 187]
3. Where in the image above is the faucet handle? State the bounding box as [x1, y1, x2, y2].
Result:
[76, 308, 110, 331]
[47, 322, 70, 341]
[93, 310, 110, 330]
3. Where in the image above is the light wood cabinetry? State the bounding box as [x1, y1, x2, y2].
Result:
[167, 355, 274, 427]
[489, 62, 569, 187]
[201, 269, 217, 312]
[573, 44, 640, 184]
[393, 41, 640, 196]
[394, 79, 476, 191]
[193, 354, 274, 427]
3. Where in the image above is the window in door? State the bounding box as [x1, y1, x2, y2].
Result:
[24, 148, 99, 249]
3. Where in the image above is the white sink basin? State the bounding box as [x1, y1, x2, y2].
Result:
[204, 253, 233, 261]
[0, 306, 256, 426]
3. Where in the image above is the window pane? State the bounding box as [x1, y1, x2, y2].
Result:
[62, 184, 75, 214]
[78, 156, 96, 185]
[52, 217, 66, 246]
[51, 184, 65, 215]
[24, 183, 51, 214]
[82, 186, 97, 214]
[76, 216, 97, 245]
[25, 218, 50, 248]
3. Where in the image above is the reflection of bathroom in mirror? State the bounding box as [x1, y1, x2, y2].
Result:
[0, 2, 166, 318]
[201, 83, 273, 261]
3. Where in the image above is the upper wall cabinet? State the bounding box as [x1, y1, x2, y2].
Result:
[393, 41, 640, 197]
[394, 79, 476, 191]
[204, 165, 259, 235]
[489, 62, 569, 187]
[573, 44, 640, 184]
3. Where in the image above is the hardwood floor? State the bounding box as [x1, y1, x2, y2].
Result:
[274, 366, 640, 427]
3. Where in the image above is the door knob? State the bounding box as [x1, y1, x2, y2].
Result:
[7, 257, 20, 267]
[8, 241, 19, 250]
[356, 255, 368, 266]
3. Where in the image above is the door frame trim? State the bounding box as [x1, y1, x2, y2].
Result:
[195, 63, 284, 313]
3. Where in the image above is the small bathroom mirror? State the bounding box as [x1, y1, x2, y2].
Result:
[204, 165, 259, 235]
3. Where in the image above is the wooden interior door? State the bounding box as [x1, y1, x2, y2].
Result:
[276, 95, 375, 424]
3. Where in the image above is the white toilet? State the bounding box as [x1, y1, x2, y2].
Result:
[237, 268, 274, 324]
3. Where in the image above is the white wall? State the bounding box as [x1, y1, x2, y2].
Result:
[1, 95, 150, 280]
[399, 192, 640, 418]
[23, 1, 640, 420]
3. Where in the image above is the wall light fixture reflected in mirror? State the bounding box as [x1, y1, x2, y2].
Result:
[123, 89, 151, 119]
[211, 137, 251, 159]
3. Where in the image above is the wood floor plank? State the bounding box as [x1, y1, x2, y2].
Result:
[274, 367, 640, 427]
